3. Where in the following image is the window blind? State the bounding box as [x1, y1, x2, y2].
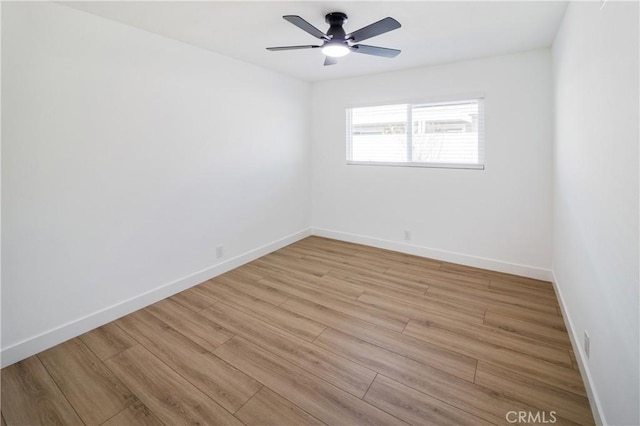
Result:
[346, 99, 485, 169]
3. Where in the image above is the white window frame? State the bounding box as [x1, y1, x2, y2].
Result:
[346, 96, 485, 170]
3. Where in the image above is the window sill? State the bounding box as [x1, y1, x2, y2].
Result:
[346, 161, 485, 170]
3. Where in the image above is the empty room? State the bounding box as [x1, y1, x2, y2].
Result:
[1, 1, 638, 425]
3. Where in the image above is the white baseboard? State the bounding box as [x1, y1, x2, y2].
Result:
[311, 228, 552, 281]
[0, 228, 311, 368]
[551, 271, 606, 426]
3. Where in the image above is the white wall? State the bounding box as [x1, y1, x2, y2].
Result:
[1, 2, 311, 366]
[311, 49, 553, 278]
[552, 2, 639, 425]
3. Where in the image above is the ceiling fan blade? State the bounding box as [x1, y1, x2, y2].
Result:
[347, 17, 401, 43]
[350, 44, 401, 58]
[324, 56, 338, 66]
[283, 15, 328, 40]
[266, 45, 321, 51]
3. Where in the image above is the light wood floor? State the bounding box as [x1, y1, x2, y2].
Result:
[1, 236, 593, 425]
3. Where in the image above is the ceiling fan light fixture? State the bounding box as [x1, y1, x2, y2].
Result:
[321, 43, 350, 58]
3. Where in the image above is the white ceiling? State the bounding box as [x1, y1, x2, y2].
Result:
[61, 1, 568, 82]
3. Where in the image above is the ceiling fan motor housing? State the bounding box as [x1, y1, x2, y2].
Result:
[325, 12, 348, 40]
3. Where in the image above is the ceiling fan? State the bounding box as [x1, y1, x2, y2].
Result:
[267, 12, 401, 66]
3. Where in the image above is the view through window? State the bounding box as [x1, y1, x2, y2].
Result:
[346, 99, 484, 169]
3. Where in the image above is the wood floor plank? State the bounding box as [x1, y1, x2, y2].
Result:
[403, 319, 586, 397]
[145, 298, 233, 351]
[484, 310, 572, 348]
[302, 253, 391, 278]
[403, 317, 572, 367]
[569, 349, 579, 371]
[38, 338, 134, 425]
[273, 245, 307, 259]
[363, 283, 485, 319]
[281, 245, 388, 273]
[492, 276, 556, 293]
[427, 285, 560, 316]
[322, 272, 423, 300]
[199, 302, 376, 398]
[326, 268, 429, 294]
[357, 291, 484, 325]
[102, 397, 163, 426]
[294, 236, 367, 256]
[105, 345, 243, 425]
[79, 322, 137, 361]
[243, 261, 325, 290]
[292, 240, 377, 269]
[212, 274, 291, 306]
[260, 275, 410, 332]
[300, 275, 367, 300]
[440, 262, 553, 289]
[475, 361, 593, 425]
[386, 267, 490, 291]
[486, 305, 567, 331]
[246, 260, 366, 301]
[268, 250, 332, 270]
[235, 387, 326, 426]
[222, 265, 270, 282]
[485, 283, 560, 308]
[489, 278, 557, 298]
[436, 283, 559, 314]
[355, 250, 441, 272]
[254, 253, 330, 277]
[377, 268, 437, 288]
[298, 237, 441, 271]
[1, 356, 83, 425]
[196, 279, 327, 341]
[215, 336, 407, 426]
[364, 375, 493, 426]
[289, 236, 362, 254]
[253, 269, 366, 300]
[353, 249, 442, 273]
[169, 286, 217, 312]
[117, 309, 261, 413]
[314, 327, 551, 426]
[281, 297, 477, 382]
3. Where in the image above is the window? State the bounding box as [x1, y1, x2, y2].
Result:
[346, 98, 485, 169]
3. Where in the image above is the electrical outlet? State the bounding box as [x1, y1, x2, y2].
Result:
[404, 230, 411, 241]
[216, 245, 224, 259]
[584, 331, 590, 358]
